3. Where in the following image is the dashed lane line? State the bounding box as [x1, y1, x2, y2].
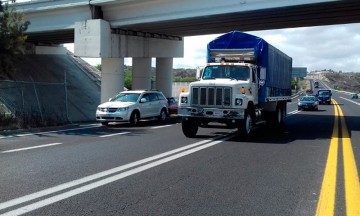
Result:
[1, 143, 63, 153]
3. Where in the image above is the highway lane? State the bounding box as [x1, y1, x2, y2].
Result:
[1, 96, 359, 215]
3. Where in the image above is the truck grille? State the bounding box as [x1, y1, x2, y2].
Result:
[191, 87, 232, 107]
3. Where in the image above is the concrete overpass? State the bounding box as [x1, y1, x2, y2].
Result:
[12, 0, 360, 102]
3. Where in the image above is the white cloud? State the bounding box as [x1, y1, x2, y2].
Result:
[65, 23, 360, 72]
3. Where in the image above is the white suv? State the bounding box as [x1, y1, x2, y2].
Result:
[96, 90, 168, 126]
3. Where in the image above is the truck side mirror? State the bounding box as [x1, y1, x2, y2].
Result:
[196, 68, 203, 80]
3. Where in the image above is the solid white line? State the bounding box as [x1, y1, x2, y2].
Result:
[99, 132, 130, 138]
[0, 136, 225, 211]
[0, 126, 100, 139]
[340, 97, 360, 106]
[1, 143, 63, 153]
[0, 133, 236, 216]
[151, 125, 172, 129]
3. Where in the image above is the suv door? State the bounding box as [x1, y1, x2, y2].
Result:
[138, 93, 152, 118]
[149, 93, 161, 116]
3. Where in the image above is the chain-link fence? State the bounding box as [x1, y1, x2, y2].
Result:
[0, 79, 69, 128]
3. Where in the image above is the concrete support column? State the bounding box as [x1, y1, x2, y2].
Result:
[132, 57, 152, 90]
[101, 58, 124, 103]
[156, 58, 173, 98]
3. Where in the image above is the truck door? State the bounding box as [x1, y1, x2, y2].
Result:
[251, 67, 258, 104]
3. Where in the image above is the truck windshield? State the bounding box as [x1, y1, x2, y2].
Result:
[202, 65, 250, 81]
[318, 91, 330, 96]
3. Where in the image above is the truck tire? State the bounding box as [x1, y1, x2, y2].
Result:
[238, 111, 252, 138]
[266, 102, 285, 129]
[275, 103, 286, 128]
[182, 118, 198, 137]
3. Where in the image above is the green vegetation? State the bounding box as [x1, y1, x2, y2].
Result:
[124, 68, 132, 90]
[0, 0, 30, 78]
[95, 64, 101, 71]
[173, 76, 197, 82]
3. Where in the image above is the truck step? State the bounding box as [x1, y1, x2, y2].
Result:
[254, 120, 266, 127]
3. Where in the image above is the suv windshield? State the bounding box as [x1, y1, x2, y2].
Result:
[111, 93, 140, 102]
[202, 65, 250, 80]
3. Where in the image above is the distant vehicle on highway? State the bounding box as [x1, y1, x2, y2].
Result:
[314, 81, 319, 88]
[306, 89, 313, 95]
[298, 95, 318, 111]
[96, 90, 168, 126]
[316, 89, 332, 105]
[351, 93, 359, 99]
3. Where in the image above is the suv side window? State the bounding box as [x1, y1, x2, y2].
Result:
[156, 93, 166, 100]
[149, 93, 158, 101]
[141, 93, 150, 102]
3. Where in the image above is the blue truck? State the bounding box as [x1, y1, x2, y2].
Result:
[316, 89, 332, 105]
[178, 31, 292, 138]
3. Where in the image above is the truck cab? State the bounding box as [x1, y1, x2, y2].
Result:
[316, 89, 332, 105]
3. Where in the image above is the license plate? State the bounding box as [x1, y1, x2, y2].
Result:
[213, 111, 223, 117]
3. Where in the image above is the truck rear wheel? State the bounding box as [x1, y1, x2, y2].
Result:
[182, 118, 198, 138]
[238, 111, 252, 138]
[266, 102, 286, 129]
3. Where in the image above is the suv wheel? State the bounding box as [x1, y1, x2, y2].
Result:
[129, 111, 139, 126]
[158, 108, 167, 122]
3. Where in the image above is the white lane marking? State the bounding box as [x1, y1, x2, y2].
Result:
[151, 125, 172, 129]
[0, 136, 224, 211]
[0, 133, 236, 216]
[99, 132, 130, 138]
[1, 143, 63, 153]
[287, 110, 301, 116]
[0, 126, 100, 139]
[340, 97, 360, 106]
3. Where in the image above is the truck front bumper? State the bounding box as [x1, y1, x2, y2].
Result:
[178, 107, 245, 119]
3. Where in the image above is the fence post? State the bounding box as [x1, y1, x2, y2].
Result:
[30, 76, 44, 122]
[64, 70, 71, 123]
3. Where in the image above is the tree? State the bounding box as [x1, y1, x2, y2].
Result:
[95, 64, 101, 71]
[0, 1, 30, 78]
[124, 68, 132, 90]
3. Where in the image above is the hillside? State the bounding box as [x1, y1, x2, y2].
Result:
[320, 72, 360, 93]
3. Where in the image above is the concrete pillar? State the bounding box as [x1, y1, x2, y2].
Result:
[156, 58, 173, 98]
[132, 57, 152, 90]
[101, 58, 124, 103]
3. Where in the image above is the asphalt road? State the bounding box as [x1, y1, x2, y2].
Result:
[1, 91, 359, 216]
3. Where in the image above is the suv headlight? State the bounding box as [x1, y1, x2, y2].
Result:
[117, 107, 129, 112]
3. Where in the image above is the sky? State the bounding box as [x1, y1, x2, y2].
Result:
[65, 23, 360, 73]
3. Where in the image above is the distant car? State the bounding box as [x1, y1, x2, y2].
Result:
[298, 95, 318, 111]
[167, 97, 178, 115]
[96, 90, 168, 126]
[351, 93, 359, 99]
[306, 89, 313, 95]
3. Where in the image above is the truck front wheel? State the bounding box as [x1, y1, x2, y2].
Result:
[182, 118, 198, 138]
[238, 111, 252, 138]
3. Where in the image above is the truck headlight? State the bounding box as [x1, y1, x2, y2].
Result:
[235, 98, 243, 106]
[181, 97, 188, 104]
